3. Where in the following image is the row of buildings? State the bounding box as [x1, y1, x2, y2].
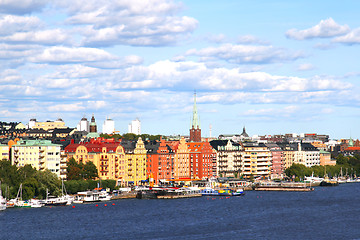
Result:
[1, 135, 336, 185]
[1, 93, 352, 186]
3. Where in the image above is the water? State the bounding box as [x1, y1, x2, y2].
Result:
[1, 184, 360, 240]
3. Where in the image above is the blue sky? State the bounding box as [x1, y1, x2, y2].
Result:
[1, 0, 360, 139]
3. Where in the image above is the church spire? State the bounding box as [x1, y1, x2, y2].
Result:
[190, 91, 201, 142]
[192, 91, 199, 129]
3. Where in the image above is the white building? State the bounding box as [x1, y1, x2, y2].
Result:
[102, 118, 115, 134]
[12, 140, 62, 178]
[128, 118, 141, 135]
[77, 117, 89, 132]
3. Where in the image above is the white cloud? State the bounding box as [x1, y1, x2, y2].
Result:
[297, 63, 315, 71]
[0, 0, 48, 14]
[0, 15, 42, 36]
[185, 43, 304, 64]
[30, 46, 117, 63]
[286, 18, 350, 40]
[1, 29, 71, 45]
[47, 103, 85, 112]
[56, 0, 198, 47]
[333, 28, 360, 44]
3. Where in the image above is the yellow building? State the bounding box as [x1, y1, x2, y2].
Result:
[282, 150, 295, 169]
[32, 118, 67, 131]
[12, 139, 62, 178]
[0, 144, 10, 160]
[242, 143, 272, 179]
[121, 137, 147, 186]
[173, 137, 190, 179]
[65, 138, 126, 181]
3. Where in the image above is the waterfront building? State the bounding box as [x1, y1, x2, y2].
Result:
[65, 138, 126, 181]
[279, 142, 320, 169]
[77, 117, 90, 132]
[265, 143, 284, 179]
[146, 138, 175, 184]
[293, 143, 320, 167]
[187, 141, 216, 180]
[173, 137, 190, 179]
[189, 92, 201, 142]
[241, 142, 272, 179]
[121, 138, 147, 185]
[12, 139, 62, 178]
[128, 118, 141, 135]
[102, 118, 115, 134]
[32, 118, 67, 131]
[210, 140, 242, 178]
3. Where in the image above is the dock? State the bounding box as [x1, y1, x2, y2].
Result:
[253, 182, 314, 192]
[111, 192, 136, 200]
[157, 193, 202, 199]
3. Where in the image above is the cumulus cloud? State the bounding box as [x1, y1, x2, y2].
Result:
[30, 46, 117, 64]
[0, 29, 71, 45]
[0, 0, 48, 15]
[185, 43, 304, 64]
[0, 15, 42, 36]
[333, 28, 360, 44]
[54, 0, 198, 47]
[286, 18, 350, 40]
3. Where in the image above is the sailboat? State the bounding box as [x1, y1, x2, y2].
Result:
[0, 181, 6, 211]
[44, 188, 68, 206]
[10, 184, 31, 208]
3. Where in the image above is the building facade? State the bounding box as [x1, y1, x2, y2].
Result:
[65, 138, 126, 181]
[242, 143, 272, 179]
[128, 118, 141, 135]
[210, 140, 242, 178]
[12, 139, 62, 178]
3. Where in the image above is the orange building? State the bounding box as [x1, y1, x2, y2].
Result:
[65, 138, 126, 180]
[187, 141, 216, 180]
[146, 139, 175, 184]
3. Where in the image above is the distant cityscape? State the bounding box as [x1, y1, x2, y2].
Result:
[0, 94, 358, 185]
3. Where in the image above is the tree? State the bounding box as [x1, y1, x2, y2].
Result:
[67, 158, 82, 180]
[83, 161, 98, 180]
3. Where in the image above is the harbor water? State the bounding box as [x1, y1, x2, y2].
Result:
[1, 183, 360, 240]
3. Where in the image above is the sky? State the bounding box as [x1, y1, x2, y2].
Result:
[0, 0, 360, 139]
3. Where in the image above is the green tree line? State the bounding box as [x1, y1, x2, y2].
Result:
[0, 158, 117, 200]
[285, 154, 360, 180]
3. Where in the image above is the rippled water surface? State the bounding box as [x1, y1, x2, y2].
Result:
[1, 183, 360, 240]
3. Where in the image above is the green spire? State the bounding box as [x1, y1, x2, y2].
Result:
[191, 91, 200, 129]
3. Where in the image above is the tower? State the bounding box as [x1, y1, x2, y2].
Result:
[189, 92, 201, 142]
[89, 114, 97, 133]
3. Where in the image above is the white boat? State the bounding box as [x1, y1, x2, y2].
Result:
[44, 189, 68, 206]
[304, 173, 324, 185]
[76, 191, 100, 203]
[29, 199, 44, 208]
[60, 180, 73, 205]
[0, 182, 6, 211]
[10, 184, 34, 208]
[98, 191, 111, 201]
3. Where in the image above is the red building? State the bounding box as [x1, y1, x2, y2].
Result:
[265, 143, 284, 179]
[187, 141, 216, 180]
[146, 139, 175, 184]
